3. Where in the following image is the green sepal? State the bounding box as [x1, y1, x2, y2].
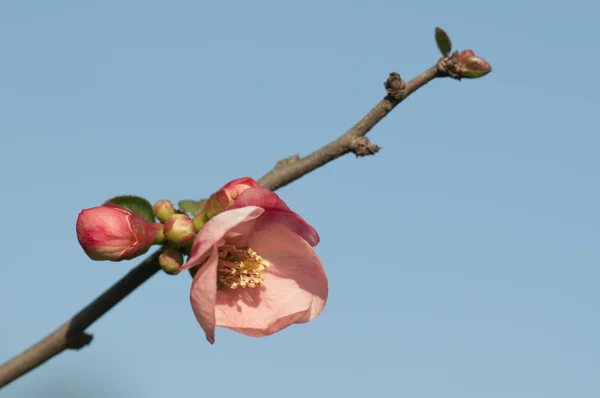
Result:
[179, 199, 208, 216]
[105, 195, 156, 223]
[178, 200, 199, 216]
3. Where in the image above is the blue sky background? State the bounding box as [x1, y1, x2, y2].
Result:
[1, 1, 598, 397]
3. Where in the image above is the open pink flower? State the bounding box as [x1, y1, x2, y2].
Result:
[181, 187, 327, 344]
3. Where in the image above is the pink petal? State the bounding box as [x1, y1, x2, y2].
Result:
[250, 223, 328, 323]
[180, 206, 264, 271]
[214, 275, 313, 337]
[213, 222, 327, 337]
[190, 246, 219, 344]
[231, 187, 320, 246]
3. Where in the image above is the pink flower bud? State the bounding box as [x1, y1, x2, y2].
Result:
[153, 200, 175, 223]
[458, 49, 476, 60]
[76, 204, 157, 261]
[220, 177, 261, 200]
[164, 214, 196, 247]
[205, 177, 260, 219]
[456, 49, 492, 79]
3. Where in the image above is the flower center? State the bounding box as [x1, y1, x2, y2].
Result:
[216, 245, 270, 290]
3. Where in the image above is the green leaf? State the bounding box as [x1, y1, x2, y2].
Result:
[179, 198, 208, 216]
[105, 195, 156, 223]
[435, 27, 452, 56]
[178, 200, 199, 216]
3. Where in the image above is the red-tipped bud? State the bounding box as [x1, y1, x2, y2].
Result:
[159, 248, 183, 275]
[458, 49, 475, 59]
[164, 214, 196, 247]
[456, 49, 492, 79]
[76, 204, 158, 261]
[154, 200, 175, 223]
[204, 177, 260, 219]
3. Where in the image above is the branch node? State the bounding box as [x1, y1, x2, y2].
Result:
[350, 137, 380, 157]
[275, 154, 300, 168]
[437, 56, 461, 80]
[66, 332, 93, 350]
[384, 72, 406, 100]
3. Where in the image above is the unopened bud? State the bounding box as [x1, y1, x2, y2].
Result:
[164, 214, 196, 247]
[193, 212, 208, 231]
[458, 49, 475, 60]
[76, 204, 158, 261]
[204, 190, 230, 219]
[204, 177, 260, 219]
[149, 223, 165, 245]
[456, 49, 492, 79]
[159, 248, 183, 275]
[154, 200, 175, 223]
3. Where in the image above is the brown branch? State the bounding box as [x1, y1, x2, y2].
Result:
[258, 63, 444, 190]
[0, 251, 161, 388]
[0, 58, 448, 389]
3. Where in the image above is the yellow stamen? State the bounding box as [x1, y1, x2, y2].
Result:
[217, 245, 270, 290]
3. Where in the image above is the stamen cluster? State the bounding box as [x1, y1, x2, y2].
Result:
[217, 245, 270, 289]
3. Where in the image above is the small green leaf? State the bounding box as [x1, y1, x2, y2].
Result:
[179, 199, 208, 216]
[179, 200, 199, 216]
[105, 195, 155, 223]
[435, 27, 452, 56]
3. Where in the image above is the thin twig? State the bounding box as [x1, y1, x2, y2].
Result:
[258, 64, 443, 190]
[0, 59, 447, 389]
[0, 251, 161, 388]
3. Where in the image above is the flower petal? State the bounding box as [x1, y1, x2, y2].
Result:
[214, 274, 313, 337]
[180, 206, 264, 271]
[212, 222, 327, 337]
[190, 246, 219, 344]
[250, 223, 328, 323]
[231, 187, 320, 246]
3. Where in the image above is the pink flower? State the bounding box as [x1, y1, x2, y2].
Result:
[76, 204, 160, 261]
[181, 186, 327, 344]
